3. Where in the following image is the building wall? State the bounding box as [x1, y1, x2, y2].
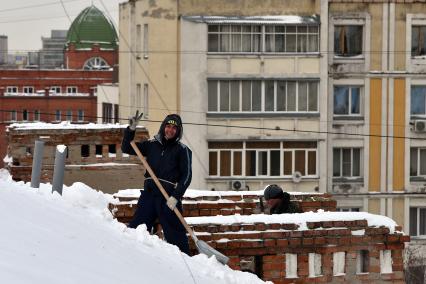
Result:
[0, 69, 113, 166]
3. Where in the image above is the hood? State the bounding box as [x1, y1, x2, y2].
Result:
[157, 114, 183, 143]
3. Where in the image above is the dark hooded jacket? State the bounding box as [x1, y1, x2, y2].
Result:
[121, 114, 192, 200]
[269, 192, 301, 214]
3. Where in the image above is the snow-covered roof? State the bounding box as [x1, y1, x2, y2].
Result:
[7, 121, 146, 131]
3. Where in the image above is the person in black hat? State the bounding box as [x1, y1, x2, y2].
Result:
[263, 184, 301, 214]
[121, 111, 192, 255]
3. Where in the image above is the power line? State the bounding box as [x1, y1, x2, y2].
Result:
[0, 108, 424, 141]
[0, 0, 83, 13]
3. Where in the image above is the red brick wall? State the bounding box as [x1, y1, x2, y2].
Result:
[109, 193, 409, 283]
[0, 69, 113, 167]
[65, 44, 118, 69]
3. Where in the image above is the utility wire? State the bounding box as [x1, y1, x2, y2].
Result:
[1, 108, 424, 140]
[0, 0, 83, 13]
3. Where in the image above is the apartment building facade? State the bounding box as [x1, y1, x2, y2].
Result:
[119, 0, 426, 270]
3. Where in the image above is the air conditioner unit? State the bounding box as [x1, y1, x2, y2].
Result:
[231, 180, 246, 191]
[414, 120, 426, 132]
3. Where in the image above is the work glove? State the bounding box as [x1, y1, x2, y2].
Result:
[166, 196, 178, 211]
[129, 110, 144, 131]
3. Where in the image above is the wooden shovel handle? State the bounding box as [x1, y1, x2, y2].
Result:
[130, 141, 197, 241]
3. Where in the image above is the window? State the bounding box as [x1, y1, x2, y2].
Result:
[55, 110, 61, 121]
[136, 83, 142, 108]
[334, 25, 363, 57]
[337, 207, 360, 212]
[66, 86, 77, 94]
[285, 253, 298, 278]
[209, 141, 317, 177]
[66, 110, 72, 121]
[96, 145, 103, 158]
[81, 145, 90, 158]
[136, 24, 142, 57]
[144, 83, 149, 117]
[114, 104, 119, 123]
[410, 207, 426, 237]
[50, 86, 61, 94]
[309, 253, 322, 277]
[380, 250, 392, 274]
[334, 86, 361, 116]
[412, 26, 426, 57]
[208, 80, 319, 113]
[410, 147, 426, 177]
[77, 109, 84, 122]
[143, 24, 149, 58]
[34, 110, 40, 121]
[108, 144, 116, 158]
[102, 103, 113, 123]
[10, 110, 17, 121]
[333, 148, 361, 177]
[23, 86, 34, 94]
[357, 250, 369, 274]
[333, 252, 346, 276]
[208, 24, 319, 53]
[22, 109, 29, 121]
[6, 86, 18, 94]
[83, 57, 109, 70]
[411, 86, 426, 116]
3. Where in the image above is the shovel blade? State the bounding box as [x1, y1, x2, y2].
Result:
[196, 240, 229, 265]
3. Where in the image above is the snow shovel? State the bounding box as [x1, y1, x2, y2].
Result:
[130, 141, 229, 265]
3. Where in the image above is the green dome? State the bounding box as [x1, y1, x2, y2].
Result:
[66, 5, 118, 49]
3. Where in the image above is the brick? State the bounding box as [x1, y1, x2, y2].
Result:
[289, 238, 302, 247]
[387, 235, 400, 243]
[262, 231, 284, 239]
[263, 262, 285, 270]
[264, 239, 276, 247]
[314, 237, 326, 245]
[263, 254, 285, 262]
[303, 238, 314, 246]
[276, 239, 289, 247]
[255, 223, 267, 231]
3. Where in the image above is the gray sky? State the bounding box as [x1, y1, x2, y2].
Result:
[0, 0, 126, 52]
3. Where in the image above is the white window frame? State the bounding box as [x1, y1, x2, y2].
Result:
[410, 147, 426, 177]
[380, 250, 393, 274]
[77, 109, 84, 122]
[10, 110, 17, 121]
[410, 85, 426, 117]
[333, 252, 346, 276]
[309, 253, 322, 278]
[66, 110, 72, 121]
[6, 86, 18, 94]
[330, 15, 370, 64]
[208, 142, 318, 178]
[66, 86, 78, 94]
[333, 85, 363, 117]
[285, 253, 298, 279]
[22, 109, 29, 121]
[207, 24, 320, 54]
[34, 110, 40, 121]
[333, 147, 362, 178]
[409, 207, 426, 237]
[282, 148, 318, 177]
[406, 14, 426, 70]
[50, 86, 61, 94]
[55, 110, 61, 121]
[208, 79, 319, 113]
[23, 86, 34, 94]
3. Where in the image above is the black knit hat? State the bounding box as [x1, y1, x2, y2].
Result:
[264, 184, 284, 200]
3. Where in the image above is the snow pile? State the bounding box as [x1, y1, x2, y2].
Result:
[7, 121, 146, 130]
[0, 169, 267, 284]
[186, 211, 398, 233]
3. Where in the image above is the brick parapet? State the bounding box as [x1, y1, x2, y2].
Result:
[110, 192, 337, 223]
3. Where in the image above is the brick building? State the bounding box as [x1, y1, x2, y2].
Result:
[65, 5, 118, 70]
[6, 123, 148, 194]
[0, 69, 114, 166]
[110, 190, 410, 283]
[0, 4, 119, 167]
